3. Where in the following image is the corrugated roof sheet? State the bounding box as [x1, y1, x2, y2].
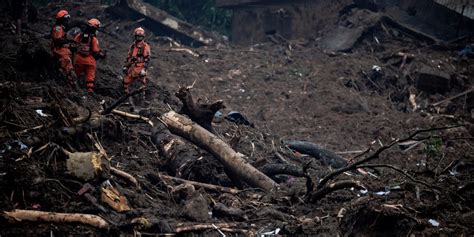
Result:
[434, 0, 474, 19]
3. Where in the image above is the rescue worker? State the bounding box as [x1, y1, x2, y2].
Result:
[51, 9, 76, 85]
[122, 27, 151, 94]
[74, 18, 105, 95]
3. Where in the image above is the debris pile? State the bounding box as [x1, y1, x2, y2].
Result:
[0, 1, 473, 236]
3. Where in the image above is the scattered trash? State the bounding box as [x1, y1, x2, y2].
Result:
[372, 65, 382, 73]
[100, 180, 131, 213]
[10, 140, 28, 151]
[1, 140, 29, 158]
[428, 219, 440, 227]
[35, 109, 50, 117]
[213, 111, 224, 123]
[78, 183, 109, 213]
[375, 190, 390, 196]
[225, 111, 254, 127]
[258, 228, 281, 237]
[458, 45, 473, 59]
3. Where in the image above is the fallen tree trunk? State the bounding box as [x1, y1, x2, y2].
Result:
[151, 127, 206, 178]
[160, 111, 277, 191]
[2, 210, 110, 229]
[151, 126, 246, 187]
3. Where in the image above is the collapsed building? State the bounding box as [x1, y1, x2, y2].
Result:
[217, 0, 474, 45]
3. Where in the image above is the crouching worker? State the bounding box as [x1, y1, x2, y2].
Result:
[122, 27, 151, 94]
[74, 18, 105, 95]
[51, 9, 76, 86]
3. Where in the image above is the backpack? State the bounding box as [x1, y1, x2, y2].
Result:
[77, 33, 93, 56]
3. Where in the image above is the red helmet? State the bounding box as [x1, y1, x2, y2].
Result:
[56, 10, 70, 19]
[87, 18, 101, 29]
[134, 27, 145, 36]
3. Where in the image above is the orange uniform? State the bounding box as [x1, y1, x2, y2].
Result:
[51, 24, 74, 76]
[123, 41, 151, 93]
[74, 32, 101, 93]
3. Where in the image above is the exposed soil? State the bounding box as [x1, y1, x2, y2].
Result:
[0, 2, 473, 236]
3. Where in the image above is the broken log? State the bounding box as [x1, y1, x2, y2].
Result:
[151, 126, 206, 179]
[2, 210, 110, 229]
[283, 140, 348, 168]
[160, 110, 277, 191]
[175, 87, 224, 132]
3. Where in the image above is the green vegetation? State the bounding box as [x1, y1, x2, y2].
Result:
[27, 0, 232, 35]
[144, 0, 232, 36]
[424, 137, 443, 159]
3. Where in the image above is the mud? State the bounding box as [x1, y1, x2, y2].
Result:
[0, 1, 473, 236]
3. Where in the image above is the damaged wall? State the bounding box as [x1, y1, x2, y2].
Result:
[221, 0, 474, 45]
[434, 0, 474, 19]
[225, 0, 352, 45]
[375, 0, 474, 40]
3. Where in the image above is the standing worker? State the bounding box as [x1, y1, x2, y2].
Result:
[51, 9, 76, 86]
[122, 27, 151, 95]
[74, 18, 105, 95]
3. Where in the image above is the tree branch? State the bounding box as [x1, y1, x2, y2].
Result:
[310, 180, 364, 202]
[101, 86, 145, 115]
[317, 126, 458, 189]
[356, 164, 439, 191]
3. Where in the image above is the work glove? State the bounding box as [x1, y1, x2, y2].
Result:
[94, 51, 106, 60]
[139, 68, 147, 77]
[99, 51, 106, 59]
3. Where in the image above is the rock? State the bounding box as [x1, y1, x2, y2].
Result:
[320, 26, 365, 52]
[458, 211, 474, 226]
[171, 183, 195, 201]
[416, 67, 451, 94]
[212, 202, 247, 221]
[182, 193, 210, 221]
